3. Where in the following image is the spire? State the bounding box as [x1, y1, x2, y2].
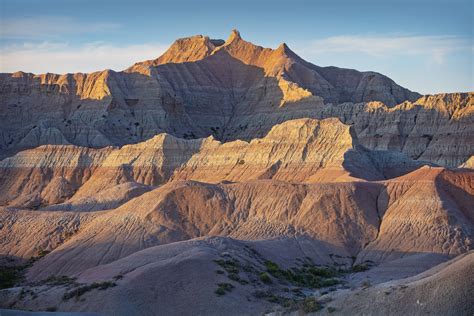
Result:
[275, 42, 298, 59]
[227, 29, 242, 43]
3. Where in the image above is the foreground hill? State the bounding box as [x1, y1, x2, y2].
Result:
[0, 238, 472, 315]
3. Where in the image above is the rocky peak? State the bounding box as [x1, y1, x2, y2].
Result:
[227, 29, 242, 43]
[130, 30, 303, 77]
[136, 35, 217, 67]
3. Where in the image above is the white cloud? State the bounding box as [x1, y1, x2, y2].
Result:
[0, 16, 120, 38]
[0, 42, 169, 74]
[296, 35, 470, 64]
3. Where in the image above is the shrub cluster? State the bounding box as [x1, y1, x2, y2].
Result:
[214, 282, 234, 296]
[264, 260, 340, 288]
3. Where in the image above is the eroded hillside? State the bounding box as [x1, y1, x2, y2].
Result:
[0, 30, 472, 316]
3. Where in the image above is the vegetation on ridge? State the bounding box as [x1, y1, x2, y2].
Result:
[211, 246, 367, 313]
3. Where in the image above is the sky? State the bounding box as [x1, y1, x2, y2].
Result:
[0, 0, 472, 94]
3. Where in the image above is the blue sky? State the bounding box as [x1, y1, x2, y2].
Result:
[0, 0, 472, 94]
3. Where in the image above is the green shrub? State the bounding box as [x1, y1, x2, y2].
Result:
[214, 258, 240, 274]
[308, 266, 336, 278]
[352, 264, 369, 272]
[264, 261, 280, 273]
[262, 261, 340, 288]
[259, 272, 272, 284]
[214, 287, 226, 296]
[215, 283, 234, 296]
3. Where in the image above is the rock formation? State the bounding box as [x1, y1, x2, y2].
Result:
[1, 31, 471, 168]
[0, 30, 472, 316]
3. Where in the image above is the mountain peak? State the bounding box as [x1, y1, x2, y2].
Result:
[227, 29, 242, 42]
[275, 43, 292, 55]
[136, 34, 215, 66]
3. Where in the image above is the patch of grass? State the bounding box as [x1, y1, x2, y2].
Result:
[327, 306, 336, 313]
[215, 283, 234, 296]
[62, 281, 116, 301]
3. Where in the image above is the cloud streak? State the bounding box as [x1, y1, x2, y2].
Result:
[0, 42, 168, 74]
[296, 35, 470, 64]
[0, 16, 120, 39]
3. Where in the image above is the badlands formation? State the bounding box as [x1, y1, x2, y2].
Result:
[0, 30, 473, 315]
